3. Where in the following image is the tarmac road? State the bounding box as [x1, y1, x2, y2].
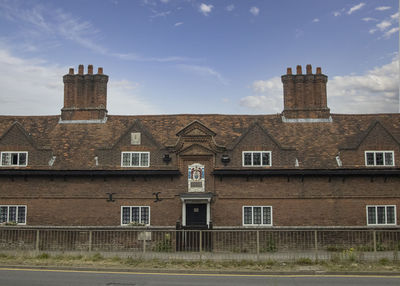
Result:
[0, 268, 399, 286]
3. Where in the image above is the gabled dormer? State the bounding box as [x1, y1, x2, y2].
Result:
[339, 121, 400, 168]
[96, 119, 165, 168]
[223, 121, 296, 168]
[0, 122, 52, 168]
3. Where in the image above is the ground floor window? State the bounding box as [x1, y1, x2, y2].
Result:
[243, 206, 272, 226]
[121, 206, 150, 226]
[367, 205, 396, 225]
[0, 205, 26, 225]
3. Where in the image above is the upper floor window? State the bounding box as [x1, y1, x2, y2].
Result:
[367, 205, 396, 226]
[242, 151, 271, 167]
[121, 206, 150, 226]
[365, 151, 394, 166]
[243, 206, 272, 226]
[121, 152, 149, 167]
[1, 152, 28, 167]
[0, 205, 26, 225]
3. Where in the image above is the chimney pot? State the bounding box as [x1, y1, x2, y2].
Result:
[306, 64, 312, 74]
[287, 67, 292, 75]
[296, 65, 302, 75]
[98, 67, 103, 74]
[78, 65, 84, 75]
[88, 65, 93, 74]
[316, 67, 322, 74]
[69, 68, 74, 75]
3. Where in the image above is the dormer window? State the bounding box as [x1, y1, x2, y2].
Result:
[1, 152, 28, 167]
[242, 151, 271, 167]
[365, 151, 394, 166]
[121, 152, 150, 167]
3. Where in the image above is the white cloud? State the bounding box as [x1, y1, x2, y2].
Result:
[383, 27, 399, 38]
[240, 57, 399, 114]
[199, 3, 213, 16]
[391, 12, 399, 19]
[369, 28, 377, 34]
[178, 64, 228, 85]
[174, 22, 183, 27]
[0, 47, 158, 115]
[377, 20, 392, 31]
[347, 3, 365, 15]
[375, 6, 391, 11]
[362, 17, 377, 22]
[226, 4, 235, 12]
[333, 11, 341, 17]
[249, 6, 260, 16]
[113, 53, 193, 62]
[312, 18, 320, 23]
[160, 0, 169, 3]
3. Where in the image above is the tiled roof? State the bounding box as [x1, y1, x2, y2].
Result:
[0, 113, 399, 170]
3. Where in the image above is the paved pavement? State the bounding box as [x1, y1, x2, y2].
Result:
[0, 268, 400, 286]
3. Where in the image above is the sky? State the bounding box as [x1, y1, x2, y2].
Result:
[0, 0, 398, 116]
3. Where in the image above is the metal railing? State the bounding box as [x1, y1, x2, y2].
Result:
[0, 227, 399, 261]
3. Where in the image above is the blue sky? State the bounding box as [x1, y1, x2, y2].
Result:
[0, 0, 398, 115]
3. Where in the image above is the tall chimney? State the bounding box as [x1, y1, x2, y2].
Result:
[61, 65, 108, 122]
[281, 64, 330, 121]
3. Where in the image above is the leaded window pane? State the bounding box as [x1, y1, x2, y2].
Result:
[366, 153, 374, 165]
[386, 206, 395, 224]
[253, 153, 261, 165]
[263, 207, 271, 224]
[0, 207, 7, 223]
[1, 153, 10, 166]
[253, 207, 261, 224]
[244, 153, 252, 166]
[17, 207, 26, 224]
[385, 152, 393, 166]
[141, 207, 149, 225]
[377, 206, 386, 224]
[140, 153, 149, 167]
[9, 206, 17, 222]
[131, 153, 140, 166]
[122, 207, 130, 224]
[262, 152, 269, 166]
[244, 207, 252, 224]
[367, 207, 376, 224]
[122, 153, 130, 167]
[131, 207, 140, 223]
[375, 152, 384, 165]
[19, 153, 26, 165]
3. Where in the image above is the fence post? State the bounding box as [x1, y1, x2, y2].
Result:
[35, 230, 40, 252]
[88, 230, 92, 252]
[143, 231, 146, 254]
[314, 230, 318, 262]
[199, 230, 202, 260]
[256, 230, 260, 261]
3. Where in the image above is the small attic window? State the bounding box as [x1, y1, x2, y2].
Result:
[1, 152, 28, 167]
[131, 132, 141, 145]
[365, 151, 394, 166]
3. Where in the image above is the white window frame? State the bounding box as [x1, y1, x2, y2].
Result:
[0, 151, 28, 167]
[0, 205, 27, 225]
[242, 151, 272, 167]
[364, 151, 395, 167]
[366, 205, 397, 226]
[242, 206, 273, 226]
[120, 206, 150, 226]
[121, 152, 150, 167]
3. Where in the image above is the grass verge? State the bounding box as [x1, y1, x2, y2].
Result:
[0, 252, 399, 273]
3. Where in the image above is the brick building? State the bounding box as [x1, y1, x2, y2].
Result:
[0, 64, 399, 229]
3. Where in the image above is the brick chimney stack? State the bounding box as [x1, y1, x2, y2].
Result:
[281, 64, 330, 120]
[61, 65, 108, 122]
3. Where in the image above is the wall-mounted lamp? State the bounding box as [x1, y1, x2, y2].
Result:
[163, 154, 171, 164]
[221, 155, 230, 165]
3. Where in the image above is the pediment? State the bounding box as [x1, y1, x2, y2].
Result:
[176, 120, 216, 137]
[179, 144, 215, 156]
